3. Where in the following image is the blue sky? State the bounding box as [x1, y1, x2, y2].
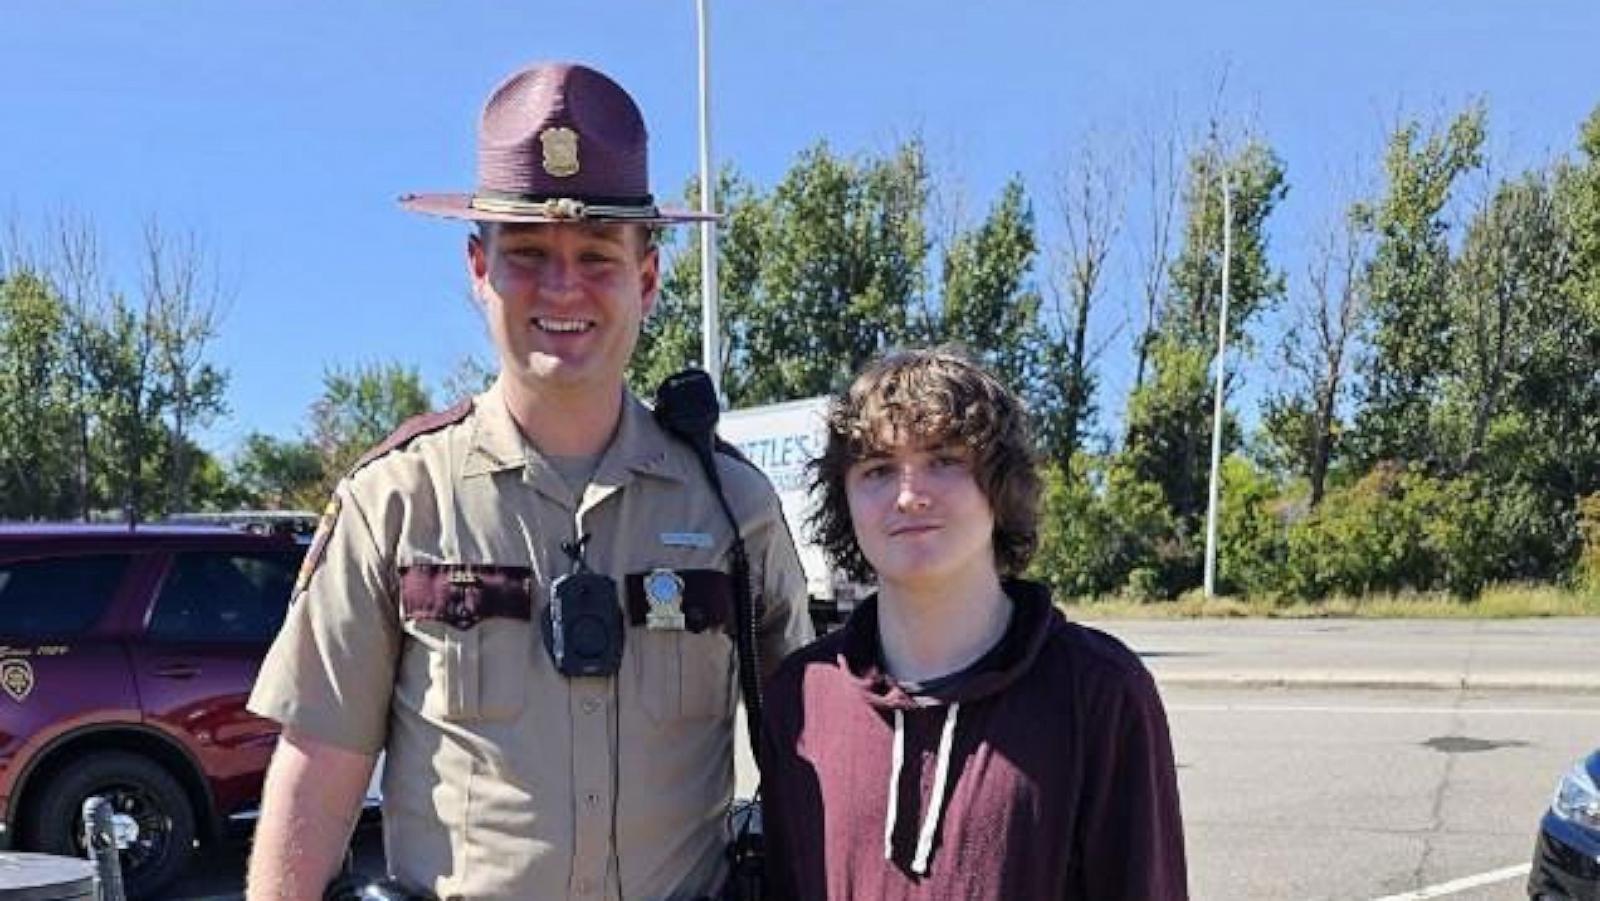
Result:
[3, 1, 1598, 456]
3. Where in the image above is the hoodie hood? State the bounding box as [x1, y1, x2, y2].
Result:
[833, 577, 1059, 711]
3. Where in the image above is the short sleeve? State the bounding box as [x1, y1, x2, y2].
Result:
[247, 480, 402, 755]
[745, 486, 815, 682]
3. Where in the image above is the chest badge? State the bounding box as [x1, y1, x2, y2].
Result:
[1, 658, 34, 703]
[644, 568, 687, 631]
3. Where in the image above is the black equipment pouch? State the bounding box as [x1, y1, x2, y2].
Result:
[654, 369, 768, 901]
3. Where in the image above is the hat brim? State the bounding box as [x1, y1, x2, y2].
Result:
[399, 192, 717, 225]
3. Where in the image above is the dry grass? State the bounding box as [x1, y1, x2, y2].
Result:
[1058, 583, 1600, 619]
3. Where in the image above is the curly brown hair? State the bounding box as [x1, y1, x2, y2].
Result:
[806, 347, 1041, 582]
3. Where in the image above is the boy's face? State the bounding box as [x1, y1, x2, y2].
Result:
[844, 436, 998, 594]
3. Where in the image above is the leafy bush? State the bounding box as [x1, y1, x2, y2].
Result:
[1282, 465, 1571, 599]
[1029, 455, 1185, 600]
[1577, 491, 1600, 591]
[1216, 457, 1291, 598]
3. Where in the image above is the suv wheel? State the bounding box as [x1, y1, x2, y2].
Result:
[25, 750, 197, 900]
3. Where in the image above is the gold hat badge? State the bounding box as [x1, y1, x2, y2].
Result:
[540, 127, 580, 178]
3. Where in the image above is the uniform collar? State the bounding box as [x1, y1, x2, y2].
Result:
[462, 382, 528, 478]
[593, 391, 687, 487]
[461, 382, 690, 489]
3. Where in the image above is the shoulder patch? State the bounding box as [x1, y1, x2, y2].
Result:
[294, 494, 341, 597]
[348, 397, 474, 478]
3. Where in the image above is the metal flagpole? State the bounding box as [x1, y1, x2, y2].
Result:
[696, 0, 722, 401]
[1203, 161, 1233, 599]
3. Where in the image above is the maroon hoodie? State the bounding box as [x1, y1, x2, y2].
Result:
[760, 580, 1187, 900]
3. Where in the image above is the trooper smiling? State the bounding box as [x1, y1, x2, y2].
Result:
[245, 62, 813, 901]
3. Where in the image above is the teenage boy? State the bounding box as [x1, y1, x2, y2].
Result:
[761, 347, 1187, 900]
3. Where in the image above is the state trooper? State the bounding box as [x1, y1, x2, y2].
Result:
[245, 61, 813, 900]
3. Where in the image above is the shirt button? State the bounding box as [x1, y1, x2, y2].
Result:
[582, 697, 602, 714]
[576, 878, 595, 895]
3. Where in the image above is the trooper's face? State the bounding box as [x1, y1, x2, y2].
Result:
[468, 222, 658, 398]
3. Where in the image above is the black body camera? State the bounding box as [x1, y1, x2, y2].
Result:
[542, 570, 624, 677]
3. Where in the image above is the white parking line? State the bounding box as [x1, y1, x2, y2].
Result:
[1367, 862, 1530, 900]
[1169, 702, 1600, 716]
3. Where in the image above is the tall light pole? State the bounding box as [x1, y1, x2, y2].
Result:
[695, 0, 722, 401]
[1202, 157, 1233, 599]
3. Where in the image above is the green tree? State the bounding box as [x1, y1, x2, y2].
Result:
[1129, 124, 1183, 403]
[309, 362, 432, 498]
[1442, 172, 1568, 471]
[1039, 144, 1124, 471]
[82, 287, 166, 522]
[1539, 105, 1600, 502]
[0, 268, 76, 518]
[1260, 205, 1369, 505]
[1350, 106, 1486, 467]
[936, 178, 1044, 395]
[141, 222, 229, 512]
[6, 215, 233, 522]
[655, 143, 928, 406]
[631, 169, 768, 398]
[42, 215, 109, 518]
[230, 433, 325, 511]
[1125, 137, 1287, 532]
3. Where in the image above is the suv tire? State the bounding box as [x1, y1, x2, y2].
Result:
[25, 750, 197, 900]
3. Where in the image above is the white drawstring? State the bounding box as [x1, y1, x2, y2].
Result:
[884, 709, 906, 863]
[912, 702, 959, 874]
[884, 702, 962, 876]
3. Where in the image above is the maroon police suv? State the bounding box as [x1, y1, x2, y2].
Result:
[0, 521, 306, 898]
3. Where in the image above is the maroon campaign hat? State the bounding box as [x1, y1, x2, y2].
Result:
[400, 62, 713, 225]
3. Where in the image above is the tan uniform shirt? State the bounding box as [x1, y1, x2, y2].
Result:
[248, 385, 813, 900]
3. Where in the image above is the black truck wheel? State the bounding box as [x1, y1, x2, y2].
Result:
[24, 750, 198, 900]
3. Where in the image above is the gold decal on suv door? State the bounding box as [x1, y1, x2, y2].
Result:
[1, 658, 34, 702]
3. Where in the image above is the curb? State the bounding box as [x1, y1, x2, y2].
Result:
[1151, 674, 1600, 694]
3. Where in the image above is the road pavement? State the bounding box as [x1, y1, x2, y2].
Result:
[1091, 617, 1600, 693]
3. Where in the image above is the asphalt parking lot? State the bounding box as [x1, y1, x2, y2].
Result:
[170, 618, 1600, 900]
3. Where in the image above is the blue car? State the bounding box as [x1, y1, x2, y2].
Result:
[1530, 749, 1600, 900]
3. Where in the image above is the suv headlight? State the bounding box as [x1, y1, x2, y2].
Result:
[1552, 761, 1600, 831]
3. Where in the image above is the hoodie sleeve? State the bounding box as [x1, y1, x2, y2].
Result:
[1073, 662, 1188, 900]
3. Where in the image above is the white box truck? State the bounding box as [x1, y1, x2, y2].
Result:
[717, 396, 868, 626]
